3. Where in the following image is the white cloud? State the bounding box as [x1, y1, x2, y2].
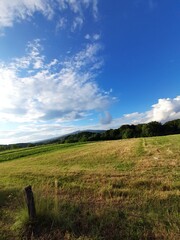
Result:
[0, 39, 111, 124]
[92, 0, 98, 19]
[0, 0, 53, 28]
[0, 0, 99, 31]
[0, 96, 179, 144]
[85, 33, 101, 41]
[93, 34, 101, 40]
[103, 96, 180, 129]
[85, 34, 91, 40]
[57, 0, 98, 16]
[0, 123, 77, 144]
[146, 96, 180, 123]
[56, 17, 67, 31]
[71, 16, 83, 31]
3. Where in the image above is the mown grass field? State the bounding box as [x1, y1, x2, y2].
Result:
[0, 135, 180, 240]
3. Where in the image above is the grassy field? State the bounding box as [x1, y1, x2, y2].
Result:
[0, 135, 180, 239]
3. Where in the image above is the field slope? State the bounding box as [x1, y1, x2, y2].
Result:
[0, 135, 180, 239]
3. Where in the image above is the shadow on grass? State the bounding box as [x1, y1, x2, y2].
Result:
[0, 188, 20, 207]
[0, 188, 24, 240]
[13, 197, 158, 240]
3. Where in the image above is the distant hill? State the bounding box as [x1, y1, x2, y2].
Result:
[37, 130, 105, 144]
[0, 119, 179, 151]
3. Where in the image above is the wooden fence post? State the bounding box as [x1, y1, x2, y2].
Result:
[54, 179, 58, 211]
[24, 185, 36, 221]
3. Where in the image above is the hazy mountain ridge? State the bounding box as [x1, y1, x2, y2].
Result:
[0, 119, 179, 151]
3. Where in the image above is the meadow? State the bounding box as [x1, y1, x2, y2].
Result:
[0, 135, 180, 239]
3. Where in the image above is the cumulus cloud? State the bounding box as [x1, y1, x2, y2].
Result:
[0, 0, 99, 31]
[0, 39, 111, 123]
[107, 96, 180, 129]
[146, 96, 180, 123]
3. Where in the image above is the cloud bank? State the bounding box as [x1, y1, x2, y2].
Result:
[0, 95, 179, 144]
[108, 96, 180, 129]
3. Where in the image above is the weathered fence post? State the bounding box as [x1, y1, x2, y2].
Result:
[24, 185, 36, 221]
[54, 179, 58, 211]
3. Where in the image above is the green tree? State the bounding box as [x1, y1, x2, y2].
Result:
[142, 121, 162, 137]
[163, 119, 180, 135]
[122, 128, 134, 139]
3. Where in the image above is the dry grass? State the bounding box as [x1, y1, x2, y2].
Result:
[0, 135, 180, 239]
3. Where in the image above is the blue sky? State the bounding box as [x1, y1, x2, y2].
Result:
[0, 0, 180, 144]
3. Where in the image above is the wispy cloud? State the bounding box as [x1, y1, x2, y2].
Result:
[92, 0, 98, 19]
[85, 33, 101, 41]
[0, 0, 99, 31]
[56, 17, 67, 31]
[0, 0, 53, 28]
[58, 0, 98, 17]
[0, 39, 111, 124]
[71, 16, 84, 31]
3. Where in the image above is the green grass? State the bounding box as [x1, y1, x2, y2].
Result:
[0, 142, 87, 163]
[0, 135, 180, 239]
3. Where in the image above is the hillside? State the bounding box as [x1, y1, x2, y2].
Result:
[0, 135, 180, 239]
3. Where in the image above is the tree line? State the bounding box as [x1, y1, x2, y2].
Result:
[0, 119, 179, 151]
[59, 119, 180, 143]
